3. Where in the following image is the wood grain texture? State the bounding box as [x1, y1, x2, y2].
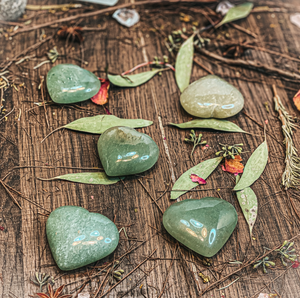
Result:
[1, 0, 300, 297]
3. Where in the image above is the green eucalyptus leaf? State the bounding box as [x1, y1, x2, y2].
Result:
[41, 172, 122, 185]
[234, 141, 268, 191]
[108, 70, 160, 87]
[175, 34, 194, 92]
[169, 119, 248, 133]
[171, 157, 223, 199]
[216, 2, 254, 28]
[235, 175, 258, 237]
[64, 115, 153, 134]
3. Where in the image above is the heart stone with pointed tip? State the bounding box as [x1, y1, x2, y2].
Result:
[180, 75, 244, 119]
[163, 197, 238, 257]
[46, 206, 119, 271]
[98, 126, 159, 176]
[46, 64, 100, 104]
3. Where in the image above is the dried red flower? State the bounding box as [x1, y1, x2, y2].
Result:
[57, 26, 83, 42]
[36, 284, 71, 298]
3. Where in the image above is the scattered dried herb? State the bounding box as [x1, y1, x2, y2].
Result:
[216, 143, 243, 159]
[175, 34, 194, 92]
[41, 115, 153, 142]
[169, 119, 248, 133]
[38, 172, 123, 185]
[275, 241, 298, 266]
[31, 272, 54, 292]
[171, 157, 223, 199]
[216, 2, 254, 28]
[253, 256, 275, 274]
[273, 85, 300, 189]
[235, 175, 258, 237]
[184, 129, 207, 162]
[234, 141, 268, 191]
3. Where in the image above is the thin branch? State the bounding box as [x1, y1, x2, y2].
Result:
[12, 0, 216, 36]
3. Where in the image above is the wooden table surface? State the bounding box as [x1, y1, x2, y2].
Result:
[1, 0, 300, 297]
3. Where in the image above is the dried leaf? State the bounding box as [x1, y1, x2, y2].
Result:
[171, 157, 222, 199]
[40, 172, 122, 185]
[216, 2, 253, 28]
[169, 119, 248, 133]
[293, 89, 300, 111]
[190, 174, 207, 184]
[42, 115, 153, 142]
[234, 141, 268, 191]
[91, 78, 110, 105]
[108, 70, 160, 87]
[236, 175, 257, 236]
[63, 115, 152, 134]
[222, 155, 244, 175]
[175, 34, 194, 92]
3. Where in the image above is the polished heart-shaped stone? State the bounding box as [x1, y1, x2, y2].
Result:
[46, 206, 119, 271]
[46, 64, 100, 104]
[163, 197, 238, 257]
[98, 126, 159, 176]
[180, 75, 244, 119]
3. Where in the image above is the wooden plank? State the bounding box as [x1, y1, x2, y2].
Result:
[1, 0, 300, 297]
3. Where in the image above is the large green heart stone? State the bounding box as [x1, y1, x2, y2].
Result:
[46, 64, 100, 104]
[163, 197, 238, 257]
[180, 75, 244, 119]
[98, 126, 159, 176]
[46, 206, 119, 271]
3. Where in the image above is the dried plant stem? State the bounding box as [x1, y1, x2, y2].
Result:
[99, 249, 157, 298]
[273, 85, 300, 189]
[0, 180, 22, 209]
[12, 0, 216, 37]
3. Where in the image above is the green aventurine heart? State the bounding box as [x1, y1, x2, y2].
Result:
[163, 197, 238, 257]
[46, 206, 119, 271]
[98, 126, 159, 176]
[46, 64, 100, 104]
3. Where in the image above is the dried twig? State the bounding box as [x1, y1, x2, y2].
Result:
[99, 249, 157, 297]
[11, 0, 216, 36]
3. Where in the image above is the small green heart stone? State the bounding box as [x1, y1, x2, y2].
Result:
[180, 75, 244, 118]
[46, 64, 100, 104]
[98, 126, 159, 176]
[163, 197, 238, 257]
[46, 206, 119, 271]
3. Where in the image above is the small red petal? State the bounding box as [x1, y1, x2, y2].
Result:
[293, 89, 300, 111]
[0, 226, 4, 231]
[265, 120, 268, 125]
[190, 174, 207, 184]
[91, 78, 110, 105]
[292, 260, 299, 268]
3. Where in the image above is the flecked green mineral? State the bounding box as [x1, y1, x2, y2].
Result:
[163, 197, 238, 257]
[46, 206, 119, 271]
[180, 75, 244, 119]
[98, 126, 159, 176]
[46, 64, 100, 104]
